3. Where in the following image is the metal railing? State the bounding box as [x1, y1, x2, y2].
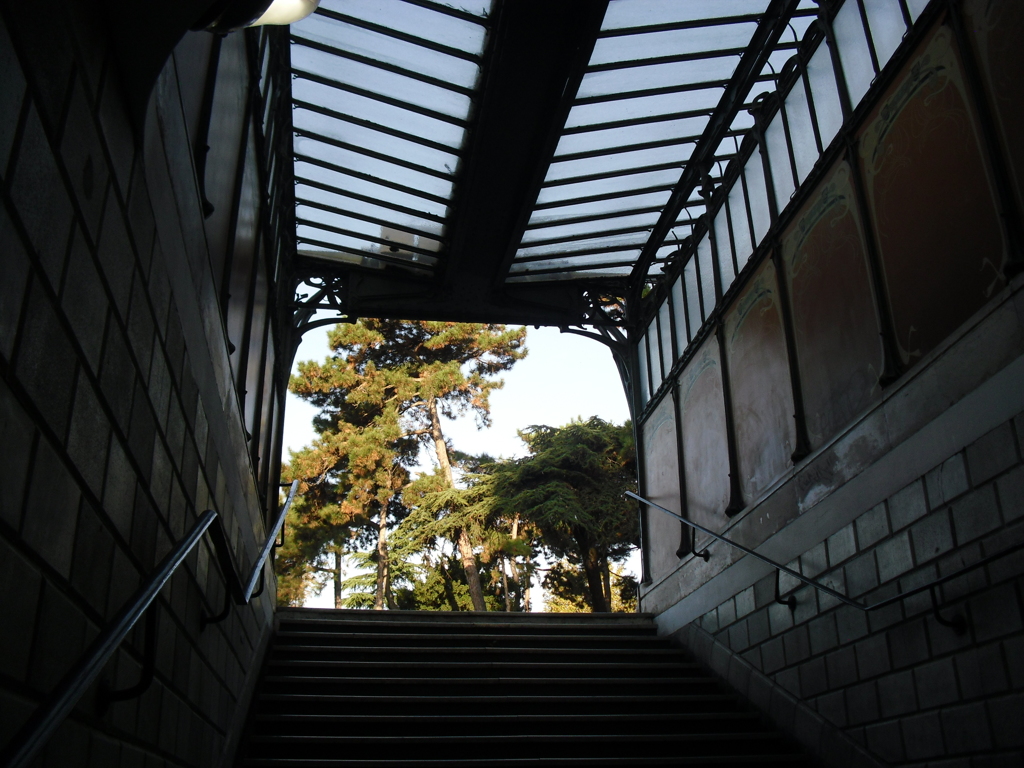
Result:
[1, 480, 300, 768]
[628, 491, 1024, 632]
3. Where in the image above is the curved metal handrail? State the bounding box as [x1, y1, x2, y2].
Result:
[1, 510, 216, 768]
[628, 490, 1024, 627]
[1, 480, 301, 768]
[202, 479, 300, 626]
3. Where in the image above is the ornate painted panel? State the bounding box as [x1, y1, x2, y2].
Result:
[641, 394, 681, 582]
[859, 24, 1006, 365]
[723, 258, 796, 501]
[782, 160, 883, 449]
[964, 0, 1024, 219]
[678, 336, 731, 535]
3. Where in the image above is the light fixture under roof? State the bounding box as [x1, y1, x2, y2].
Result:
[251, 0, 321, 27]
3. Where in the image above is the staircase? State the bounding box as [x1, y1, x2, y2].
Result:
[235, 609, 812, 767]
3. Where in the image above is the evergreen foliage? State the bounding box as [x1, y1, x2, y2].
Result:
[278, 319, 526, 610]
[277, 321, 638, 613]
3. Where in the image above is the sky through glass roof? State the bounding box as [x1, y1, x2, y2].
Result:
[508, 0, 816, 284]
[290, 0, 494, 276]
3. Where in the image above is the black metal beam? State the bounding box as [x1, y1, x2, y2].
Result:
[436, 0, 610, 307]
[627, 0, 803, 306]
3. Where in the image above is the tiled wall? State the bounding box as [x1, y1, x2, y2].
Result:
[677, 413, 1024, 766]
[0, 3, 275, 766]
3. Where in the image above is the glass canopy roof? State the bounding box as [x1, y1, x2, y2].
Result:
[509, 0, 817, 283]
[288, 0, 818, 293]
[291, 0, 494, 275]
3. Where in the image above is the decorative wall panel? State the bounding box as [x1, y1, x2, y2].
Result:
[782, 160, 882, 449]
[859, 25, 1005, 364]
[678, 336, 731, 535]
[641, 395, 681, 582]
[723, 258, 795, 501]
[964, 0, 1024, 219]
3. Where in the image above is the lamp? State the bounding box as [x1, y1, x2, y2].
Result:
[196, 0, 320, 33]
[250, 0, 320, 26]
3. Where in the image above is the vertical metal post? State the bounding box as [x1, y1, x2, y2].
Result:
[715, 320, 746, 518]
[671, 384, 692, 559]
[844, 140, 906, 384]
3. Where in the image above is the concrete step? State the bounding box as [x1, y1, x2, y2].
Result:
[235, 610, 811, 767]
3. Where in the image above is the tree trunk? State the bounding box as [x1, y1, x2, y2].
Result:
[456, 528, 488, 612]
[333, 548, 343, 609]
[501, 556, 511, 612]
[579, 537, 609, 612]
[523, 551, 532, 613]
[374, 504, 390, 610]
[601, 555, 612, 611]
[429, 396, 487, 611]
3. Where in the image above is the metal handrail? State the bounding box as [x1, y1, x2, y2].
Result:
[202, 479, 300, 626]
[628, 491, 1024, 627]
[1, 480, 300, 768]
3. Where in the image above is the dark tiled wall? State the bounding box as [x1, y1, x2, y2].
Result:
[0, 4, 275, 766]
[691, 417, 1024, 766]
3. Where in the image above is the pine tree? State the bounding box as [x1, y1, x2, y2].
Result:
[281, 320, 526, 610]
[489, 417, 638, 612]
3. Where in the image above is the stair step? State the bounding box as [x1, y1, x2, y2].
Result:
[270, 643, 684, 657]
[241, 755, 811, 767]
[244, 732, 799, 761]
[236, 610, 810, 767]
[263, 659, 705, 678]
[274, 630, 666, 649]
[258, 675, 726, 698]
[253, 711, 766, 737]
[254, 692, 744, 717]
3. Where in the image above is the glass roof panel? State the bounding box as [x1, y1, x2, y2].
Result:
[576, 57, 743, 100]
[506, 265, 634, 283]
[296, 222, 441, 265]
[509, 252, 641, 274]
[601, 0, 766, 29]
[528, 190, 672, 227]
[567, 88, 724, 126]
[295, 159, 451, 218]
[293, 105, 460, 175]
[536, 167, 682, 206]
[546, 144, 691, 184]
[319, 0, 487, 54]
[292, 45, 471, 120]
[504, 0, 840, 291]
[590, 22, 758, 67]
[298, 203, 444, 252]
[294, 134, 455, 199]
[516, 232, 650, 261]
[296, 183, 446, 238]
[292, 77, 466, 148]
[293, 16, 480, 88]
[291, 0, 493, 276]
[557, 115, 710, 154]
[521, 211, 660, 244]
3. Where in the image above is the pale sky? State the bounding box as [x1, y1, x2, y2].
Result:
[281, 323, 636, 608]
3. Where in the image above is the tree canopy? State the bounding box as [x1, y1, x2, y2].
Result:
[279, 320, 526, 610]
[277, 321, 639, 613]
